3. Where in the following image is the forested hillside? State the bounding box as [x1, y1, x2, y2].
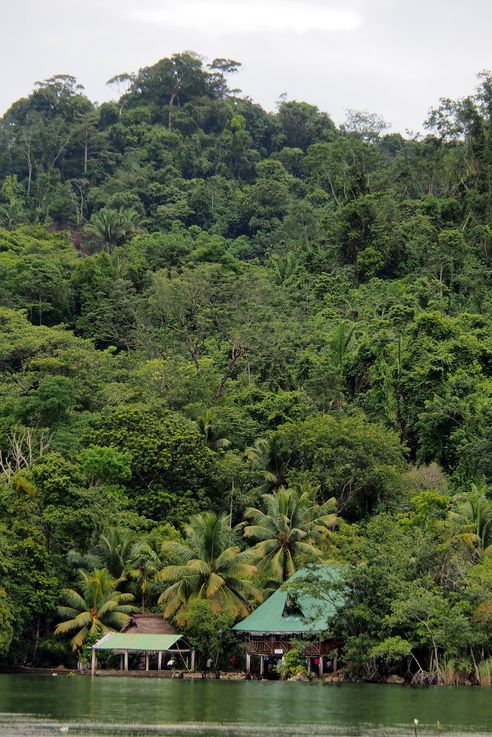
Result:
[1, 52, 492, 683]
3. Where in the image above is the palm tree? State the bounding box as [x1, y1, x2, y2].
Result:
[454, 484, 492, 549]
[118, 207, 145, 242]
[55, 568, 137, 651]
[127, 542, 160, 613]
[87, 207, 143, 249]
[270, 252, 300, 285]
[190, 406, 231, 451]
[242, 484, 337, 583]
[157, 512, 260, 619]
[87, 208, 122, 248]
[330, 321, 355, 367]
[245, 435, 288, 492]
[96, 528, 136, 580]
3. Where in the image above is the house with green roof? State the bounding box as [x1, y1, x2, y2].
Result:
[233, 564, 344, 676]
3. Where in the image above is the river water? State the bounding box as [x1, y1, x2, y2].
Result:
[0, 675, 490, 736]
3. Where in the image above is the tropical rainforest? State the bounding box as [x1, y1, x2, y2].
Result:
[1, 52, 492, 684]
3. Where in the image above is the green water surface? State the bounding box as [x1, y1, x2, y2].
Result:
[0, 674, 490, 736]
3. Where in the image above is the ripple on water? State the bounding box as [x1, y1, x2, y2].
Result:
[0, 716, 490, 737]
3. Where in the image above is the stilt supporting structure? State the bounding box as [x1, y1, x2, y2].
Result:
[91, 647, 96, 675]
[245, 653, 251, 673]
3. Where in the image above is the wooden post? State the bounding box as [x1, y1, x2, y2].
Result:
[319, 657, 324, 677]
[245, 653, 251, 673]
[259, 656, 264, 676]
[120, 654, 124, 671]
[145, 653, 149, 671]
[91, 647, 96, 676]
[191, 649, 196, 671]
[124, 650, 129, 671]
[307, 657, 312, 675]
[158, 651, 162, 670]
[333, 655, 338, 673]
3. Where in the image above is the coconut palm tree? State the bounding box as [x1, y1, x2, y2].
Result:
[157, 512, 260, 619]
[127, 542, 160, 613]
[245, 435, 288, 492]
[242, 483, 337, 583]
[55, 568, 137, 651]
[96, 528, 136, 580]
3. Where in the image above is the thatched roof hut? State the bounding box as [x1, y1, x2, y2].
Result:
[123, 613, 175, 635]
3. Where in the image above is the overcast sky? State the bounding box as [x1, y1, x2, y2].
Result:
[2, 0, 491, 132]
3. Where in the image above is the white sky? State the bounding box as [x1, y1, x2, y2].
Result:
[1, 0, 491, 132]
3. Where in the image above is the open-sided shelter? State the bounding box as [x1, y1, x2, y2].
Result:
[91, 631, 194, 673]
[233, 564, 344, 675]
[90, 614, 194, 673]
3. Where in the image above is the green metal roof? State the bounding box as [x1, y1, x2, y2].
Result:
[94, 633, 190, 651]
[233, 564, 344, 635]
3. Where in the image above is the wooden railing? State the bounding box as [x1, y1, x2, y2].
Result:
[244, 635, 338, 657]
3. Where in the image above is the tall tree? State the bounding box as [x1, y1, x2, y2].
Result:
[158, 512, 259, 618]
[55, 568, 137, 651]
[242, 484, 337, 582]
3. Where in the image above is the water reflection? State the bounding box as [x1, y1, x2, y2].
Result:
[0, 675, 491, 736]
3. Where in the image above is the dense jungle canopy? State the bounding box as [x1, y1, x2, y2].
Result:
[1, 52, 492, 683]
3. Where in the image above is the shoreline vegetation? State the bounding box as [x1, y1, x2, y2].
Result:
[1, 52, 492, 687]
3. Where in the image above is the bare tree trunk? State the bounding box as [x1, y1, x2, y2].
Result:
[32, 616, 40, 664]
[84, 130, 88, 175]
[229, 477, 235, 528]
[23, 132, 33, 195]
[168, 89, 178, 130]
[212, 347, 244, 403]
[470, 648, 480, 684]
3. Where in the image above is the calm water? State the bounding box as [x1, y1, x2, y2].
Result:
[0, 674, 491, 737]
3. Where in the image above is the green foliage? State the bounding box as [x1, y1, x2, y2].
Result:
[87, 207, 144, 249]
[332, 503, 492, 683]
[274, 414, 406, 517]
[0, 588, 14, 654]
[275, 640, 309, 679]
[181, 598, 237, 668]
[1, 56, 492, 679]
[89, 404, 215, 524]
[369, 636, 412, 665]
[78, 446, 132, 485]
[242, 484, 337, 582]
[55, 568, 137, 651]
[158, 511, 260, 618]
